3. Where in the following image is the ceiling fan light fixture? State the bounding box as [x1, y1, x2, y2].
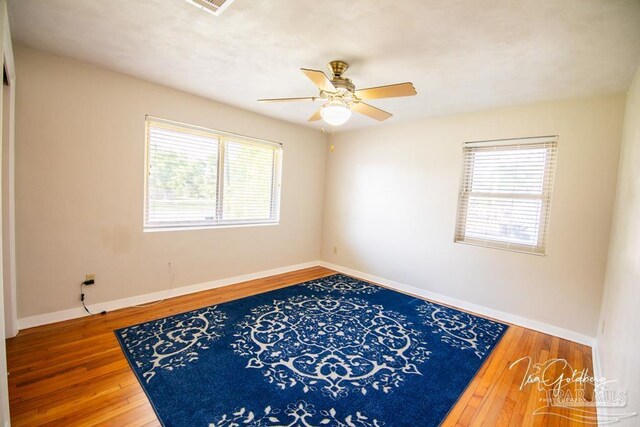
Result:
[321, 101, 352, 126]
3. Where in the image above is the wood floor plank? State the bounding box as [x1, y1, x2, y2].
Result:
[6, 266, 595, 426]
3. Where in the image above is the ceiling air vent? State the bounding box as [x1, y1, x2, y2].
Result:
[183, 0, 236, 16]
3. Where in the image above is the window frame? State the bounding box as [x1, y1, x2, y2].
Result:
[143, 116, 283, 232]
[453, 136, 558, 255]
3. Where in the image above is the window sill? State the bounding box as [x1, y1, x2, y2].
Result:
[454, 238, 546, 256]
[143, 222, 279, 233]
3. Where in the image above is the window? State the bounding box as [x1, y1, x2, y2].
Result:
[144, 117, 282, 230]
[454, 136, 558, 254]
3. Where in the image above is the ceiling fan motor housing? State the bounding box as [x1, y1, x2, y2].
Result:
[330, 77, 355, 93]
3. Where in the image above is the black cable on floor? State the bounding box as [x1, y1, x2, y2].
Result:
[80, 281, 106, 316]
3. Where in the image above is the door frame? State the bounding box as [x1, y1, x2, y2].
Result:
[0, 0, 15, 424]
[1, 0, 15, 339]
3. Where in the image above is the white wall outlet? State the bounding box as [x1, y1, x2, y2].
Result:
[85, 273, 96, 282]
[333, 246, 338, 255]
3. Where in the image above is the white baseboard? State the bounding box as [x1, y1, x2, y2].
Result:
[319, 261, 596, 347]
[17, 260, 322, 330]
[18, 259, 597, 349]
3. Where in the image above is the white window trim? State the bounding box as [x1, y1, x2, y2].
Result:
[454, 135, 558, 255]
[143, 116, 283, 231]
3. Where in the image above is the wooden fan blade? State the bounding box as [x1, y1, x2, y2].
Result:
[301, 68, 336, 92]
[352, 102, 393, 121]
[355, 82, 416, 99]
[308, 106, 323, 122]
[258, 97, 320, 103]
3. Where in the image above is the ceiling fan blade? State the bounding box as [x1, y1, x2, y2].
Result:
[352, 102, 393, 121]
[355, 82, 416, 99]
[258, 97, 321, 103]
[301, 68, 336, 92]
[308, 106, 323, 122]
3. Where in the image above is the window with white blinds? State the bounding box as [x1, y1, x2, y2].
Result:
[454, 136, 558, 255]
[144, 117, 282, 230]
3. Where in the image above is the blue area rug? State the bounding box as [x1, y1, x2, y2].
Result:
[115, 274, 508, 426]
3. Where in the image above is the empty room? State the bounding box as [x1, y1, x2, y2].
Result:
[0, 0, 638, 425]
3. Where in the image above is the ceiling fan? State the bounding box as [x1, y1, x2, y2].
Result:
[258, 60, 417, 126]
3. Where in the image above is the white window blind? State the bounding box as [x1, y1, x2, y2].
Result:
[454, 136, 558, 255]
[145, 117, 282, 230]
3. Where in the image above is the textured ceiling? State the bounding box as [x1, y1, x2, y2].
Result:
[8, 0, 640, 131]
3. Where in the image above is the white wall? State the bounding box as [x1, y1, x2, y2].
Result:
[322, 95, 625, 338]
[10, 43, 632, 345]
[14, 45, 327, 319]
[596, 63, 640, 424]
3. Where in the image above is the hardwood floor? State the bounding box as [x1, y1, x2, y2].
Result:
[6, 266, 596, 426]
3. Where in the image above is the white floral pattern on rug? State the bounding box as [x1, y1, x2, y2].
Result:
[210, 400, 383, 427]
[232, 295, 430, 399]
[303, 274, 380, 295]
[118, 306, 227, 383]
[416, 301, 506, 358]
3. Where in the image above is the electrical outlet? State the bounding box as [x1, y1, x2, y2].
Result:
[85, 273, 96, 282]
[333, 246, 338, 255]
[601, 318, 606, 335]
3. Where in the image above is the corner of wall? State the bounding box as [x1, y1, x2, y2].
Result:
[318, 131, 335, 260]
